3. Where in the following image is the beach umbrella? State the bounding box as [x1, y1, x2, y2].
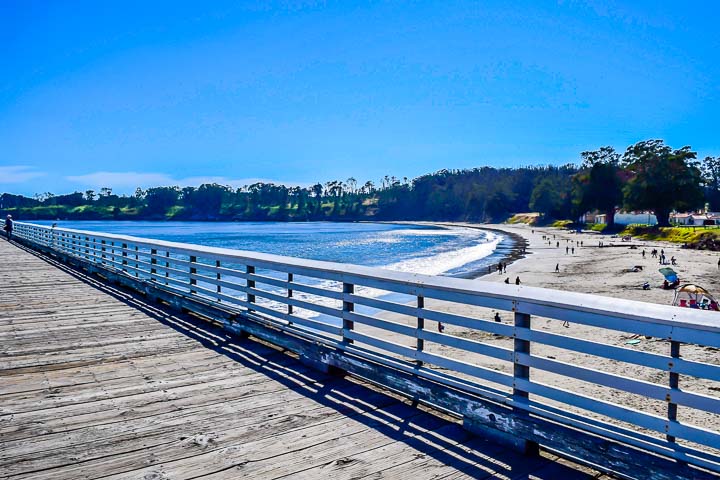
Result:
[677, 284, 710, 295]
[659, 267, 678, 283]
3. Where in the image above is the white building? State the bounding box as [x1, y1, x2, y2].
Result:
[612, 211, 657, 226]
[670, 213, 718, 225]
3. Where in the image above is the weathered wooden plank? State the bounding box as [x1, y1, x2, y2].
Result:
[0, 230, 669, 480]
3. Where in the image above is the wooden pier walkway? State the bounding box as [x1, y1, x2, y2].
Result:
[0, 239, 603, 479]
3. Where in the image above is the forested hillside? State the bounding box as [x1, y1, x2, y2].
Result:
[3, 140, 718, 226]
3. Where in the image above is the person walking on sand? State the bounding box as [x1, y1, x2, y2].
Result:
[642, 249, 646, 258]
[571, 247, 575, 254]
[565, 246, 569, 254]
[3, 215, 13, 241]
[515, 276, 520, 285]
[555, 263, 559, 272]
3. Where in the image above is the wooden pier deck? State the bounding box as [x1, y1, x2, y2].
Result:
[0, 238, 605, 479]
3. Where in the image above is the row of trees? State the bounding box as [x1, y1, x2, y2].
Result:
[1, 140, 717, 226]
[572, 140, 708, 227]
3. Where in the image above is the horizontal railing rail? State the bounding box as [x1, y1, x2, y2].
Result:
[12, 221, 720, 478]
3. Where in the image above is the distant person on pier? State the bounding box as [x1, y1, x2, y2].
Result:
[3, 215, 13, 241]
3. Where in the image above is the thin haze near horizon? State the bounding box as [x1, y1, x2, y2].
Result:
[1, 0, 719, 196]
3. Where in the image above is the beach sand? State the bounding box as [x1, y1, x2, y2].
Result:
[356, 223, 720, 455]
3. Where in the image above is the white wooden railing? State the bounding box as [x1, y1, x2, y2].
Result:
[12, 221, 720, 478]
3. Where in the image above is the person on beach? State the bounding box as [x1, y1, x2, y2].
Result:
[642, 250, 646, 258]
[572, 247, 575, 254]
[494, 312, 501, 322]
[555, 263, 559, 272]
[515, 276, 521, 285]
[504, 277, 510, 284]
[3, 215, 13, 241]
[556, 241, 559, 248]
[671, 256, 676, 266]
[566, 246, 569, 254]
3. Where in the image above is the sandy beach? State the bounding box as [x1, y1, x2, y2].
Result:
[476, 222, 720, 305]
[360, 222, 720, 454]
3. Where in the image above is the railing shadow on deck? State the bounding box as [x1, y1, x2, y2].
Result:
[13, 241, 596, 480]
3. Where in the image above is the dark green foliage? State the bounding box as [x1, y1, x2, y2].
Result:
[573, 147, 623, 227]
[1, 139, 716, 223]
[145, 186, 180, 215]
[621, 140, 704, 227]
[701, 156, 720, 210]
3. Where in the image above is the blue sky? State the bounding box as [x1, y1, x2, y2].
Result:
[1, 1, 719, 196]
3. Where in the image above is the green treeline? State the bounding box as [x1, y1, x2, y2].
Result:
[2, 140, 719, 227]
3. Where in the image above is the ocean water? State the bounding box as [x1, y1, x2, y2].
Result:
[34, 221, 512, 278]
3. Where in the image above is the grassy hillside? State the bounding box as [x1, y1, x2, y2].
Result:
[620, 225, 720, 249]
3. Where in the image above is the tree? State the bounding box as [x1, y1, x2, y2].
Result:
[701, 156, 720, 210]
[573, 147, 624, 227]
[346, 177, 357, 195]
[529, 178, 564, 218]
[311, 183, 323, 214]
[621, 140, 704, 227]
[84, 190, 96, 202]
[145, 187, 180, 215]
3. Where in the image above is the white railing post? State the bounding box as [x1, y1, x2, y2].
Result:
[416, 295, 425, 367]
[189, 255, 197, 294]
[513, 311, 531, 406]
[287, 273, 293, 317]
[216, 260, 221, 302]
[121, 243, 128, 273]
[343, 282, 354, 344]
[150, 248, 157, 281]
[667, 340, 681, 443]
[246, 265, 255, 311]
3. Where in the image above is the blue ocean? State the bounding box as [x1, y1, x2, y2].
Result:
[33, 221, 513, 278]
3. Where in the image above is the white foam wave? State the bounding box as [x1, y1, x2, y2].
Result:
[382, 230, 501, 276]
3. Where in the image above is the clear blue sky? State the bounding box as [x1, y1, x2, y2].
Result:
[1, 1, 718, 196]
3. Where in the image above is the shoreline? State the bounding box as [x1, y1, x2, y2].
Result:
[405, 221, 529, 279]
[437, 223, 529, 279]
